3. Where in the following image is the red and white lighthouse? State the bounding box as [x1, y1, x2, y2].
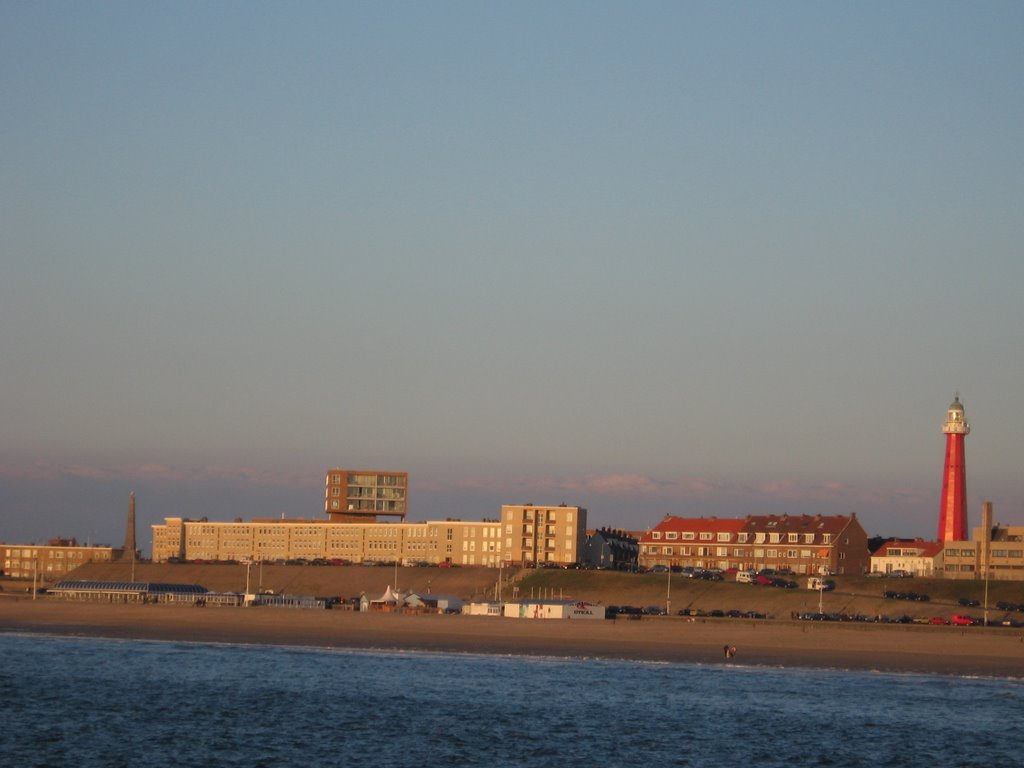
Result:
[937, 394, 969, 542]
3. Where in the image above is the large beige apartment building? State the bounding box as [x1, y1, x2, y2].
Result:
[152, 503, 587, 567]
[501, 504, 587, 567]
[942, 502, 1024, 581]
[152, 517, 503, 566]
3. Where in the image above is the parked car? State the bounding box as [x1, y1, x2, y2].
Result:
[929, 617, 949, 625]
[958, 597, 980, 607]
[950, 614, 978, 626]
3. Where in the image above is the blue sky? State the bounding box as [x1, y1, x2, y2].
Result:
[2, 2, 1022, 552]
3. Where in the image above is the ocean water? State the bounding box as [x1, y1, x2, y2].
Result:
[1, 634, 1021, 767]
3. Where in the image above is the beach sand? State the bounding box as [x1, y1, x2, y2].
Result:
[2, 599, 1022, 677]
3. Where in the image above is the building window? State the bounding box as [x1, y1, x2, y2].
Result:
[666, 532, 678, 540]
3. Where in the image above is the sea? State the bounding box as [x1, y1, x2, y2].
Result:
[1, 633, 1021, 768]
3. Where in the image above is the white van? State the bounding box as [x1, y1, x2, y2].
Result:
[807, 577, 835, 591]
[736, 570, 756, 583]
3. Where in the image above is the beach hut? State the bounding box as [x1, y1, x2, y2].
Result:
[419, 594, 463, 614]
[503, 599, 606, 620]
[463, 601, 504, 616]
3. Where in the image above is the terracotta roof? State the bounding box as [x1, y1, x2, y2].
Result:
[872, 539, 943, 558]
[641, 516, 744, 543]
[741, 514, 854, 535]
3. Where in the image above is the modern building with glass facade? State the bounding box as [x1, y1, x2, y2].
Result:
[324, 469, 408, 522]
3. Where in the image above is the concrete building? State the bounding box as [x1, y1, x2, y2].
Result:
[151, 516, 506, 566]
[1, 539, 115, 581]
[869, 539, 943, 577]
[500, 504, 587, 567]
[325, 469, 407, 522]
[639, 514, 870, 575]
[943, 502, 1024, 581]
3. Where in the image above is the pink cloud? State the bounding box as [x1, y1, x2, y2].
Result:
[580, 474, 662, 495]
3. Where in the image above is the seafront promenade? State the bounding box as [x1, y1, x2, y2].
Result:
[2, 599, 1022, 677]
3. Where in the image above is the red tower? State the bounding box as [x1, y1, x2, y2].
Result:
[937, 394, 969, 542]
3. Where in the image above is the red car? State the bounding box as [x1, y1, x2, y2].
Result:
[950, 614, 978, 626]
[929, 617, 949, 625]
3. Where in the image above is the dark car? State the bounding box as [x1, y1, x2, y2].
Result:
[958, 597, 980, 607]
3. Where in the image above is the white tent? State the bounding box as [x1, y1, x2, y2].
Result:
[368, 585, 410, 611]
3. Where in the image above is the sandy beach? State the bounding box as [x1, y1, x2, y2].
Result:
[2, 599, 1022, 677]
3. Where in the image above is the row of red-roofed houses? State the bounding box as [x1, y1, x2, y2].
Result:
[638, 514, 870, 575]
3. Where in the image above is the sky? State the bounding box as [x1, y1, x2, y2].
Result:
[2, 2, 1022, 553]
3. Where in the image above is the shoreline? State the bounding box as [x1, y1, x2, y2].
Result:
[2, 600, 1022, 678]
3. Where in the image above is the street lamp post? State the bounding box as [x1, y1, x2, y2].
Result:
[666, 565, 672, 615]
[983, 547, 991, 627]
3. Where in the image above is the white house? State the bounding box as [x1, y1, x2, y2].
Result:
[870, 540, 943, 577]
